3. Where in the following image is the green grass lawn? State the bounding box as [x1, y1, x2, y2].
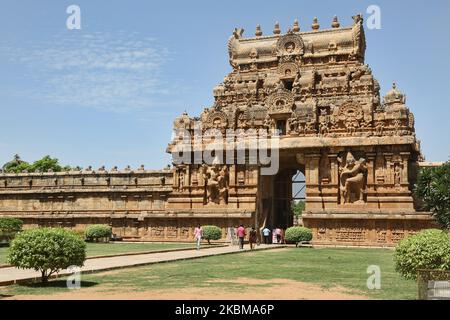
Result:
[0, 247, 417, 299]
[0, 242, 199, 265]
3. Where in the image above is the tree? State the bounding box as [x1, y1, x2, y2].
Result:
[291, 201, 305, 218]
[29, 155, 63, 173]
[7, 228, 86, 283]
[2, 155, 73, 173]
[415, 161, 450, 229]
[2, 154, 29, 173]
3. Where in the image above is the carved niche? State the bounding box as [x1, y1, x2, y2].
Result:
[339, 151, 368, 204]
[205, 110, 228, 131]
[266, 89, 294, 115]
[276, 33, 304, 56]
[337, 102, 364, 135]
[277, 62, 299, 79]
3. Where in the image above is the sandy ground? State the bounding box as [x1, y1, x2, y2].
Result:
[2, 277, 368, 300]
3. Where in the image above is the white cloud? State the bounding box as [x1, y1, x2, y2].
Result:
[5, 31, 177, 112]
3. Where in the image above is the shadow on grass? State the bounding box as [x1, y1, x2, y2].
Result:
[18, 280, 99, 289]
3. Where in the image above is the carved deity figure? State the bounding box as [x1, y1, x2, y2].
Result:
[201, 164, 229, 205]
[394, 164, 401, 187]
[340, 152, 367, 204]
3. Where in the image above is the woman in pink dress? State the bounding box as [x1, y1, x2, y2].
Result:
[194, 224, 203, 250]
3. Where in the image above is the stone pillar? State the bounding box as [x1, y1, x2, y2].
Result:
[366, 152, 378, 209]
[305, 153, 322, 211]
[322, 153, 339, 210]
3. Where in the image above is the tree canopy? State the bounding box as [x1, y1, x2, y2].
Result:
[415, 161, 450, 229]
[2, 155, 73, 173]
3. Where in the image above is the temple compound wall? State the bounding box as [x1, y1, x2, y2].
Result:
[0, 15, 438, 246]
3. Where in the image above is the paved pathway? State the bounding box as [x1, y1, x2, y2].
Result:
[0, 244, 284, 285]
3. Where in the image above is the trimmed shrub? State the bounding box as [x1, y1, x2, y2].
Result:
[202, 225, 222, 244]
[0, 217, 23, 245]
[0, 217, 23, 232]
[285, 226, 313, 247]
[394, 229, 450, 280]
[7, 228, 86, 282]
[85, 224, 112, 242]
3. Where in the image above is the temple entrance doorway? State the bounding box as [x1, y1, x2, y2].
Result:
[271, 167, 305, 229]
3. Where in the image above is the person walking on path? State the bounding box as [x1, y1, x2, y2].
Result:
[249, 227, 257, 250]
[237, 224, 246, 250]
[194, 224, 203, 250]
[262, 227, 271, 244]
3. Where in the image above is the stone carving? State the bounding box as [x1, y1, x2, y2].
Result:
[276, 33, 304, 56]
[339, 152, 367, 204]
[201, 163, 229, 205]
[266, 88, 294, 114]
[338, 102, 364, 135]
[278, 62, 299, 79]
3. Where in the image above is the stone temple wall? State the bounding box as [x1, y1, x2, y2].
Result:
[0, 168, 252, 241]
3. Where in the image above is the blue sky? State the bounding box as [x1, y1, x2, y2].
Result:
[0, 0, 449, 169]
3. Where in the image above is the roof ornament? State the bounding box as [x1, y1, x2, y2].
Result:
[311, 17, 320, 31]
[273, 21, 281, 35]
[352, 13, 363, 25]
[292, 19, 300, 32]
[255, 24, 263, 37]
[331, 15, 340, 28]
[232, 28, 244, 39]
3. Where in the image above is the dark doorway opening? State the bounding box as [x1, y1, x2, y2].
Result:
[272, 168, 305, 229]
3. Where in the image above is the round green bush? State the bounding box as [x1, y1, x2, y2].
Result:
[0, 217, 23, 232]
[0, 218, 23, 245]
[394, 229, 450, 280]
[85, 224, 112, 242]
[7, 228, 86, 282]
[285, 226, 313, 246]
[202, 225, 222, 244]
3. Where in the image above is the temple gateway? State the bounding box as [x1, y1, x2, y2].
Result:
[0, 15, 436, 246]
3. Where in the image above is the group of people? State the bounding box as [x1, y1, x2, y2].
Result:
[193, 224, 285, 251]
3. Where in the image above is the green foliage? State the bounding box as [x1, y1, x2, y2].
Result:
[291, 201, 305, 218]
[7, 228, 86, 282]
[285, 226, 313, 246]
[2, 155, 73, 173]
[28, 155, 63, 172]
[0, 218, 23, 232]
[85, 224, 112, 242]
[415, 162, 450, 229]
[394, 229, 450, 280]
[0, 218, 23, 244]
[2, 154, 29, 173]
[202, 225, 222, 244]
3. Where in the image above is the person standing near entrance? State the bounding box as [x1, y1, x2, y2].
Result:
[249, 227, 257, 250]
[237, 224, 246, 250]
[194, 224, 203, 250]
[275, 227, 282, 244]
[262, 227, 271, 244]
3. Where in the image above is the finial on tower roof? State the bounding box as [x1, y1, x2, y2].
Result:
[331, 15, 340, 28]
[311, 17, 320, 31]
[255, 24, 262, 37]
[273, 21, 281, 35]
[293, 18, 300, 32]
